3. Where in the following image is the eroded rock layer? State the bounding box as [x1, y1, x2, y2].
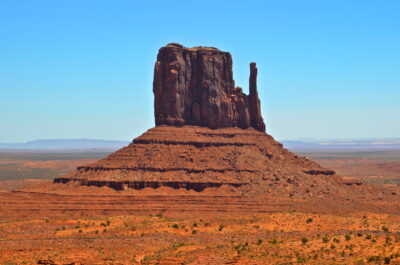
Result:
[54, 126, 360, 198]
[153, 43, 265, 131]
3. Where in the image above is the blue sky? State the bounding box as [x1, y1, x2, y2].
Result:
[0, 0, 399, 142]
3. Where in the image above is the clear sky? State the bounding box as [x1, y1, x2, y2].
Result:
[1, 0, 399, 142]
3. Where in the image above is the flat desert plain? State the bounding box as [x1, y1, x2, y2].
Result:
[0, 150, 399, 264]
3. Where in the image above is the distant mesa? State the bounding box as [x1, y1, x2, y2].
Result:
[53, 43, 367, 199]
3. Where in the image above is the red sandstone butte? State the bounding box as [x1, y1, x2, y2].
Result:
[153, 43, 265, 131]
[53, 43, 380, 200]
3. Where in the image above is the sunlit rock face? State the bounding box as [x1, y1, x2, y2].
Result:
[153, 43, 265, 131]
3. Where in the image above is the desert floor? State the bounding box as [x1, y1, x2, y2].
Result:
[0, 150, 399, 264]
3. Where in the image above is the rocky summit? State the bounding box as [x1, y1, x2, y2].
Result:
[154, 43, 265, 131]
[53, 43, 369, 200]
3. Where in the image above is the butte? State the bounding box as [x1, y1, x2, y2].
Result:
[49, 43, 396, 214]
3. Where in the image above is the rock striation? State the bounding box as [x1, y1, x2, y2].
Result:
[54, 126, 345, 197]
[153, 43, 265, 131]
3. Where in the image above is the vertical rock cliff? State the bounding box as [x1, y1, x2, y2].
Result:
[153, 43, 265, 131]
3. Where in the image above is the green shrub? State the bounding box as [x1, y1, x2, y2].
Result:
[172, 224, 179, 229]
[345, 234, 351, 241]
[306, 218, 313, 223]
[382, 226, 389, 232]
[257, 239, 263, 245]
[322, 236, 329, 243]
[301, 238, 308, 244]
[218, 224, 224, 231]
[367, 256, 381, 262]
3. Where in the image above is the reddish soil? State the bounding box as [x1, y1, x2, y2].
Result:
[315, 158, 400, 184]
[1, 212, 400, 264]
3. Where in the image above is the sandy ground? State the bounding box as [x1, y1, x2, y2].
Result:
[1, 212, 400, 264]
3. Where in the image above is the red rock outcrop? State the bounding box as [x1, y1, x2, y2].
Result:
[153, 43, 265, 131]
[53, 43, 363, 200]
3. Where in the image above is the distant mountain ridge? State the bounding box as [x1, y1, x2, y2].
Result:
[0, 139, 130, 151]
[281, 139, 400, 151]
[1, 138, 399, 152]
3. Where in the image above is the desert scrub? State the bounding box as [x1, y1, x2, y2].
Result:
[234, 243, 249, 255]
[172, 224, 179, 229]
[172, 242, 185, 249]
[269, 239, 277, 244]
[301, 238, 308, 244]
[218, 224, 224, 231]
[322, 236, 329, 243]
[156, 213, 163, 218]
[306, 218, 313, 223]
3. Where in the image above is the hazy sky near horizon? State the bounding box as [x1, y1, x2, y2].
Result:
[1, 0, 399, 142]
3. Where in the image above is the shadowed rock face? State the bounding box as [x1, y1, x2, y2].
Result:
[153, 43, 265, 131]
